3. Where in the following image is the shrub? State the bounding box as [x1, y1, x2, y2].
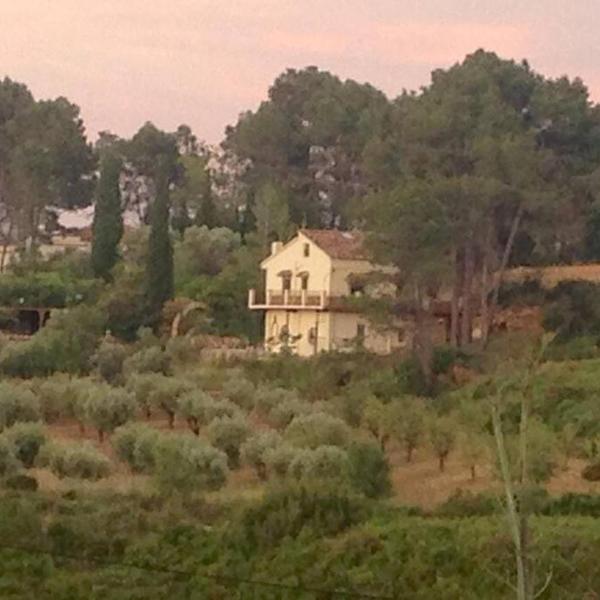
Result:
[254, 386, 299, 416]
[83, 385, 136, 441]
[207, 415, 251, 468]
[177, 391, 240, 435]
[347, 442, 391, 498]
[4, 474, 38, 491]
[0, 436, 18, 476]
[285, 412, 351, 449]
[91, 337, 128, 383]
[289, 446, 349, 482]
[0, 382, 41, 431]
[240, 430, 282, 479]
[165, 335, 196, 366]
[37, 441, 111, 480]
[222, 377, 256, 411]
[124, 346, 171, 375]
[436, 490, 498, 517]
[267, 398, 313, 429]
[112, 423, 160, 473]
[264, 443, 298, 478]
[240, 485, 369, 548]
[3, 422, 47, 468]
[153, 435, 228, 494]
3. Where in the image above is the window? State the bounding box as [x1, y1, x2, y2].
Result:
[356, 323, 366, 339]
[301, 274, 309, 291]
[282, 274, 291, 292]
[303, 243, 310, 257]
[349, 280, 365, 296]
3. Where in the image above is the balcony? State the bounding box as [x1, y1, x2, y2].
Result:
[248, 289, 350, 311]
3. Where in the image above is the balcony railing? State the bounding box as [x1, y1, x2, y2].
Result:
[248, 289, 350, 311]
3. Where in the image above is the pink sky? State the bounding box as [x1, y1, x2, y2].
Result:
[2, 0, 599, 143]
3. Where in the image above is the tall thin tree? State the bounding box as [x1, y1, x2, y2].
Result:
[146, 157, 174, 324]
[91, 153, 124, 280]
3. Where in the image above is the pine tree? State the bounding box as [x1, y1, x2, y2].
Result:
[146, 158, 174, 324]
[91, 153, 124, 281]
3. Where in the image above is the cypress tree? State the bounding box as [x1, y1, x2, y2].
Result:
[146, 157, 174, 323]
[91, 154, 123, 280]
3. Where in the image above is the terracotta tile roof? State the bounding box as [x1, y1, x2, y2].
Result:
[300, 229, 368, 261]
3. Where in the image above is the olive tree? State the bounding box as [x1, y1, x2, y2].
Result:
[149, 376, 191, 428]
[222, 377, 256, 411]
[37, 441, 111, 480]
[267, 398, 313, 430]
[264, 443, 301, 478]
[429, 416, 457, 472]
[254, 386, 299, 417]
[0, 382, 41, 432]
[83, 385, 137, 441]
[153, 434, 228, 495]
[289, 446, 349, 482]
[91, 337, 128, 384]
[240, 430, 282, 479]
[126, 372, 162, 418]
[285, 412, 350, 449]
[394, 397, 427, 462]
[177, 391, 240, 435]
[112, 422, 160, 473]
[207, 415, 251, 468]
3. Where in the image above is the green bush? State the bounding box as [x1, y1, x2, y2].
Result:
[4, 473, 38, 491]
[285, 412, 350, 449]
[0, 305, 105, 377]
[124, 346, 171, 375]
[153, 434, 228, 494]
[239, 484, 369, 548]
[207, 415, 251, 468]
[112, 423, 160, 473]
[543, 336, 600, 361]
[543, 281, 600, 340]
[0, 382, 41, 431]
[3, 422, 47, 468]
[38, 441, 111, 480]
[436, 490, 498, 517]
[0, 436, 18, 476]
[240, 430, 282, 479]
[347, 442, 392, 498]
[83, 385, 137, 441]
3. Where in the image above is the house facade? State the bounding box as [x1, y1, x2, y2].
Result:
[248, 229, 406, 356]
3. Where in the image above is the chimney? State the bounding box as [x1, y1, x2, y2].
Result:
[271, 241, 283, 256]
